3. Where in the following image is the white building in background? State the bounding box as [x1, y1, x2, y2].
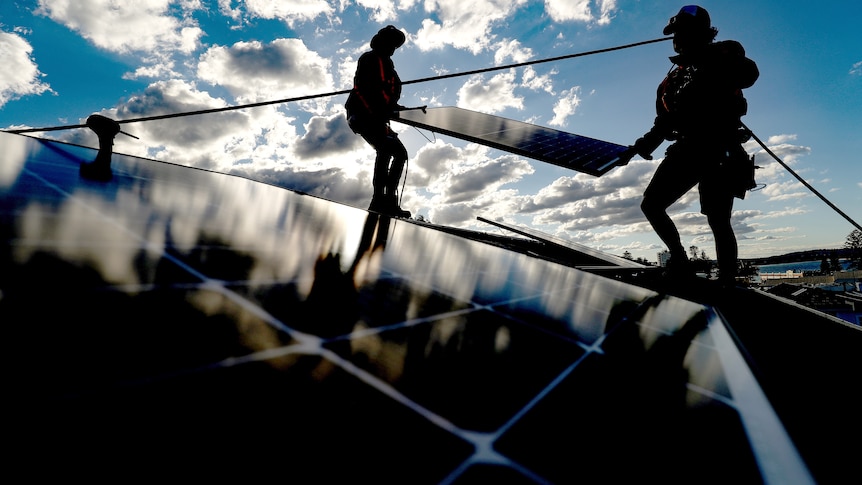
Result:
[759, 270, 804, 281]
[657, 250, 671, 268]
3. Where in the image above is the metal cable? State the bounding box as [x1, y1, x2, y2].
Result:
[5, 37, 671, 135]
[742, 122, 861, 232]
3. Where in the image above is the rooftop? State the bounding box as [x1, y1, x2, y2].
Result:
[2, 131, 859, 483]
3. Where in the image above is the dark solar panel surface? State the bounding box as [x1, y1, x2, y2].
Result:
[392, 107, 629, 176]
[0, 132, 814, 482]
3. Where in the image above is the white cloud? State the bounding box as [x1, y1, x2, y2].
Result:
[522, 66, 556, 94]
[442, 153, 532, 203]
[548, 86, 581, 126]
[765, 134, 797, 145]
[107, 80, 256, 158]
[544, 0, 617, 25]
[411, 140, 464, 185]
[456, 70, 523, 113]
[294, 113, 366, 159]
[217, 0, 243, 21]
[524, 159, 654, 232]
[493, 39, 533, 65]
[243, 0, 335, 26]
[35, 0, 203, 54]
[751, 207, 806, 220]
[196, 39, 334, 103]
[354, 0, 399, 22]
[545, 0, 590, 23]
[414, 0, 528, 54]
[594, 0, 617, 25]
[410, 141, 534, 225]
[760, 180, 809, 202]
[123, 61, 180, 80]
[0, 31, 52, 107]
[760, 142, 811, 166]
[337, 55, 358, 91]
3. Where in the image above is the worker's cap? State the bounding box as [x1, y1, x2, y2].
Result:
[663, 5, 711, 35]
[370, 25, 406, 50]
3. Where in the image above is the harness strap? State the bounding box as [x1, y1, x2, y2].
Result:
[379, 58, 391, 105]
[352, 57, 392, 115]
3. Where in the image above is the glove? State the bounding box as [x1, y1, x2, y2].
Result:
[617, 146, 636, 166]
[632, 136, 656, 160]
[632, 126, 669, 160]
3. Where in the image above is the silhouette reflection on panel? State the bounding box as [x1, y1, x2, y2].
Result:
[495, 298, 758, 483]
[295, 212, 392, 338]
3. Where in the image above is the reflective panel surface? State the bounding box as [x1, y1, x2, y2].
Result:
[1, 132, 816, 482]
[394, 107, 628, 176]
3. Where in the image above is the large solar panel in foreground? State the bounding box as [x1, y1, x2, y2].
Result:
[393, 106, 628, 176]
[6, 130, 861, 483]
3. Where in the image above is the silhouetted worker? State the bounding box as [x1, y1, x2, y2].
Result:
[346, 25, 411, 218]
[620, 5, 759, 284]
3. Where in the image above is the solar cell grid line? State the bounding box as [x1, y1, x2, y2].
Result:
[393, 106, 629, 176]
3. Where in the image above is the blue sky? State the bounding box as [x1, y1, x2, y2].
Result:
[1, 0, 860, 262]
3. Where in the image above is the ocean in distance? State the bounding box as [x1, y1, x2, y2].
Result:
[756, 260, 854, 274]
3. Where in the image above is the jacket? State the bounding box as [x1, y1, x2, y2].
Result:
[638, 40, 759, 153]
[346, 50, 402, 126]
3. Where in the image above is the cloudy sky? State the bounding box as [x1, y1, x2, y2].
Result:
[1, 0, 860, 262]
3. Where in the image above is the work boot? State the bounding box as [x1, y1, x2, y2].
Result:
[384, 193, 411, 218]
[369, 193, 387, 213]
[663, 255, 694, 281]
[716, 267, 740, 288]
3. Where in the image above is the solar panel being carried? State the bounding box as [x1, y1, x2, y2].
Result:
[392, 106, 629, 176]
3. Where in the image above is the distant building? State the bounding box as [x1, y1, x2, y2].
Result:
[760, 270, 804, 281]
[657, 250, 671, 268]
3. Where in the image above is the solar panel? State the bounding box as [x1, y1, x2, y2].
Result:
[392, 106, 628, 176]
[5, 130, 861, 483]
[477, 216, 647, 269]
